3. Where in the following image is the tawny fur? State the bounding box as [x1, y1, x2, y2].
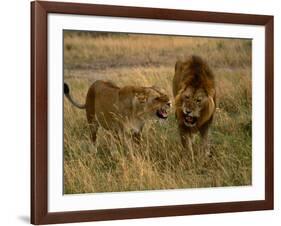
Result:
[173, 55, 216, 160]
[65, 80, 171, 143]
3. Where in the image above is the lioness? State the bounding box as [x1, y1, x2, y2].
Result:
[173, 55, 216, 160]
[64, 80, 171, 143]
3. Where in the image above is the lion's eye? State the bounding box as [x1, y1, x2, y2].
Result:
[184, 96, 190, 100]
[196, 98, 201, 103]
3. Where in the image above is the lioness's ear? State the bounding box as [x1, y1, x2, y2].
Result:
[175, 60, 183, 72]
[151, 85, 165, 94]
[151, 85, 159, 90]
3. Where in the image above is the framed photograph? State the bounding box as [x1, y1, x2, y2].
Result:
[31, 1, 274, 224]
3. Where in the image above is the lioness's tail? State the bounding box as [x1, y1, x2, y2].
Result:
[64, 83, 86, 109]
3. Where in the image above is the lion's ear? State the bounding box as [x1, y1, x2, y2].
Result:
[208, 88, 216, 99]
[175, 60, 183, 72]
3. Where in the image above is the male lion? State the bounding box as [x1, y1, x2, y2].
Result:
[173, 55, 216, 160]
[64, 80, 171, 143]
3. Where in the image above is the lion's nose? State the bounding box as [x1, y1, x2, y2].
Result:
[183, 110, 191, 115]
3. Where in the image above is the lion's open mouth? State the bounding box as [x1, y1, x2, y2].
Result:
[156, 109, 168, 119]
[184, 115, 197, 126]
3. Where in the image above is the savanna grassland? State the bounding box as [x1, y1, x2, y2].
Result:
[63, 31, 252, 194]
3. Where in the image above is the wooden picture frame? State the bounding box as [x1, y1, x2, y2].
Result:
[31, 1, 274, 224]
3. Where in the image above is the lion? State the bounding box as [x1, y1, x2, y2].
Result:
[64, 80, 171, 143]
[173, 55, 216, 160]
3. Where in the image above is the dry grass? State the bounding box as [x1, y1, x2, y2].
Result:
[63, 31, 252, 194]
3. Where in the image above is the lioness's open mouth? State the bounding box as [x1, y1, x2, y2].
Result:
[156, 109, 168, 119]
[184, 115, 197, 126]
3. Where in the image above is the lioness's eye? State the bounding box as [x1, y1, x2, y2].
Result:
[196, 99, 201, 103]
[184, 96, 190, 100]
